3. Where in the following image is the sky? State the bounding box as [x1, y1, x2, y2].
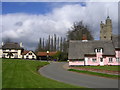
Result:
[1, 1, 118, 50]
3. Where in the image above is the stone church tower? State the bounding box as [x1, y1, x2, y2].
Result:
[100, 16, 112, 40]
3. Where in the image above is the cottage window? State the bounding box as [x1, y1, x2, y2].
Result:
[116, 58, 120, 62]
[32, 56, 34, 59]
[92, 59, 96, 62]
[26, 56, 28, 59]
[109, 58, 113, 63]
[29, 53, 32, 55]
[95, 48, 103, 53]
[97, 49, 101, 52]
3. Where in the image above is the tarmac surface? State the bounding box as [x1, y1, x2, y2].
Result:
[38, 62, 119, 88]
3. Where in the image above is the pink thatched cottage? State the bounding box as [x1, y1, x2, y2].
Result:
[68, 16, 120, 66]
[68, 38, 120, 66]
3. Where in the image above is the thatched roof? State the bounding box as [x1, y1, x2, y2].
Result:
[68, 40, 115, 59]
[1, 42, 23, 50]
[112, 35, 120, 49]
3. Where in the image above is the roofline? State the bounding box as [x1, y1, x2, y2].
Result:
[23, 50, 37, 56]
[115, 48, 120, 50]
[69, 40, 113, 42]
[2, 48, 24, 50]
[102, 55, 115, 57]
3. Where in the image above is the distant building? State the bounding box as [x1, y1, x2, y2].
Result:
[0, 42, 37, 60]
[0, 42, 24, 58]
[37, 51, 57, 60]
[100, 16, 112, 40]
[68, 16, 120, 66]
[22, 50, 37, 60]
[68, 39, 120, 66]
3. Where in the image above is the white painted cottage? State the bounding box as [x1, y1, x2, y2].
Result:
[0, 42, 37, 60]
[0, 42, 24, 59]
[22, 50, 37, 59]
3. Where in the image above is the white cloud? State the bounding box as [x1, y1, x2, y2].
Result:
[1, 2, 118, 50]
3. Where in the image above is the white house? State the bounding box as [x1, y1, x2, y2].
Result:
[22, 50, 37, 60]
[0, 42, 24, 58]
[0, 42, 37, 60]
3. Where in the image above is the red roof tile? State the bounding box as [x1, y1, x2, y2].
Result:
[37, 51, 57, 56]
[22, 50, 29, 55]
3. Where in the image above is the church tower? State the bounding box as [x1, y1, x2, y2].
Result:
[100, 16, 112, 40]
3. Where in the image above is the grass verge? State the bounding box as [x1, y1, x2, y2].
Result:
[68, 69, 120, 79]
[2, 59, 81, 88]
[76, 65, 120, 71]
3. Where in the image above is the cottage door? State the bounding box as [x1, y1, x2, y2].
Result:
[100, 58, 104, 66]
[85, 57, 88, 65]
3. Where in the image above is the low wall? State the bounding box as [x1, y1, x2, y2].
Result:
[69, 61, 84, 66]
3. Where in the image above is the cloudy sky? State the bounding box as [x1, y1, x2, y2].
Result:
[1, 1, 118, 50]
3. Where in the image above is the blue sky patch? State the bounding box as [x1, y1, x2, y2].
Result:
[2, 2, 86, 14]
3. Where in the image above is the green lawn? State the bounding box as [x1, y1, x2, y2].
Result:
[68, 69, 120, 79]
[77, 65, 120, 71]
[2, 59, 80, 88]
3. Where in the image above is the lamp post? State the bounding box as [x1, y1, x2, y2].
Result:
[46, 51, 49, 61]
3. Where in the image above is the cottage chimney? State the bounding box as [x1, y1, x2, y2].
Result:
[82, 34, 88, 42]
[1, 42, 4, 46]
[20, 42, 23, 47]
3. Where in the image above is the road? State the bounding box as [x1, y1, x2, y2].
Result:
[38, 62, 119, 88]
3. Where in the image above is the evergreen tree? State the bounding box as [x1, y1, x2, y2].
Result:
[54, 34, 56, 51]
[35, 38, 42, 52]
[42, 38, 45, 50]
[60, 37, 63, 52]
[57, 37, 60, 51]
[45, 39, 49, 51]
[51, 36, 53, 51]
[39, 38, 42, 51]
[48, 35, 50, 51]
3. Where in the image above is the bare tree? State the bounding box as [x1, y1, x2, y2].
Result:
[3, 37, 12, 43]
[62, 38, 68, 53]
[67, 21, 94, 40]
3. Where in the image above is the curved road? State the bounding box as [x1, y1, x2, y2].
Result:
[39, 62, 119, 88]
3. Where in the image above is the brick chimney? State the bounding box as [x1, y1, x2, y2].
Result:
[82, 34, 88, 42]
